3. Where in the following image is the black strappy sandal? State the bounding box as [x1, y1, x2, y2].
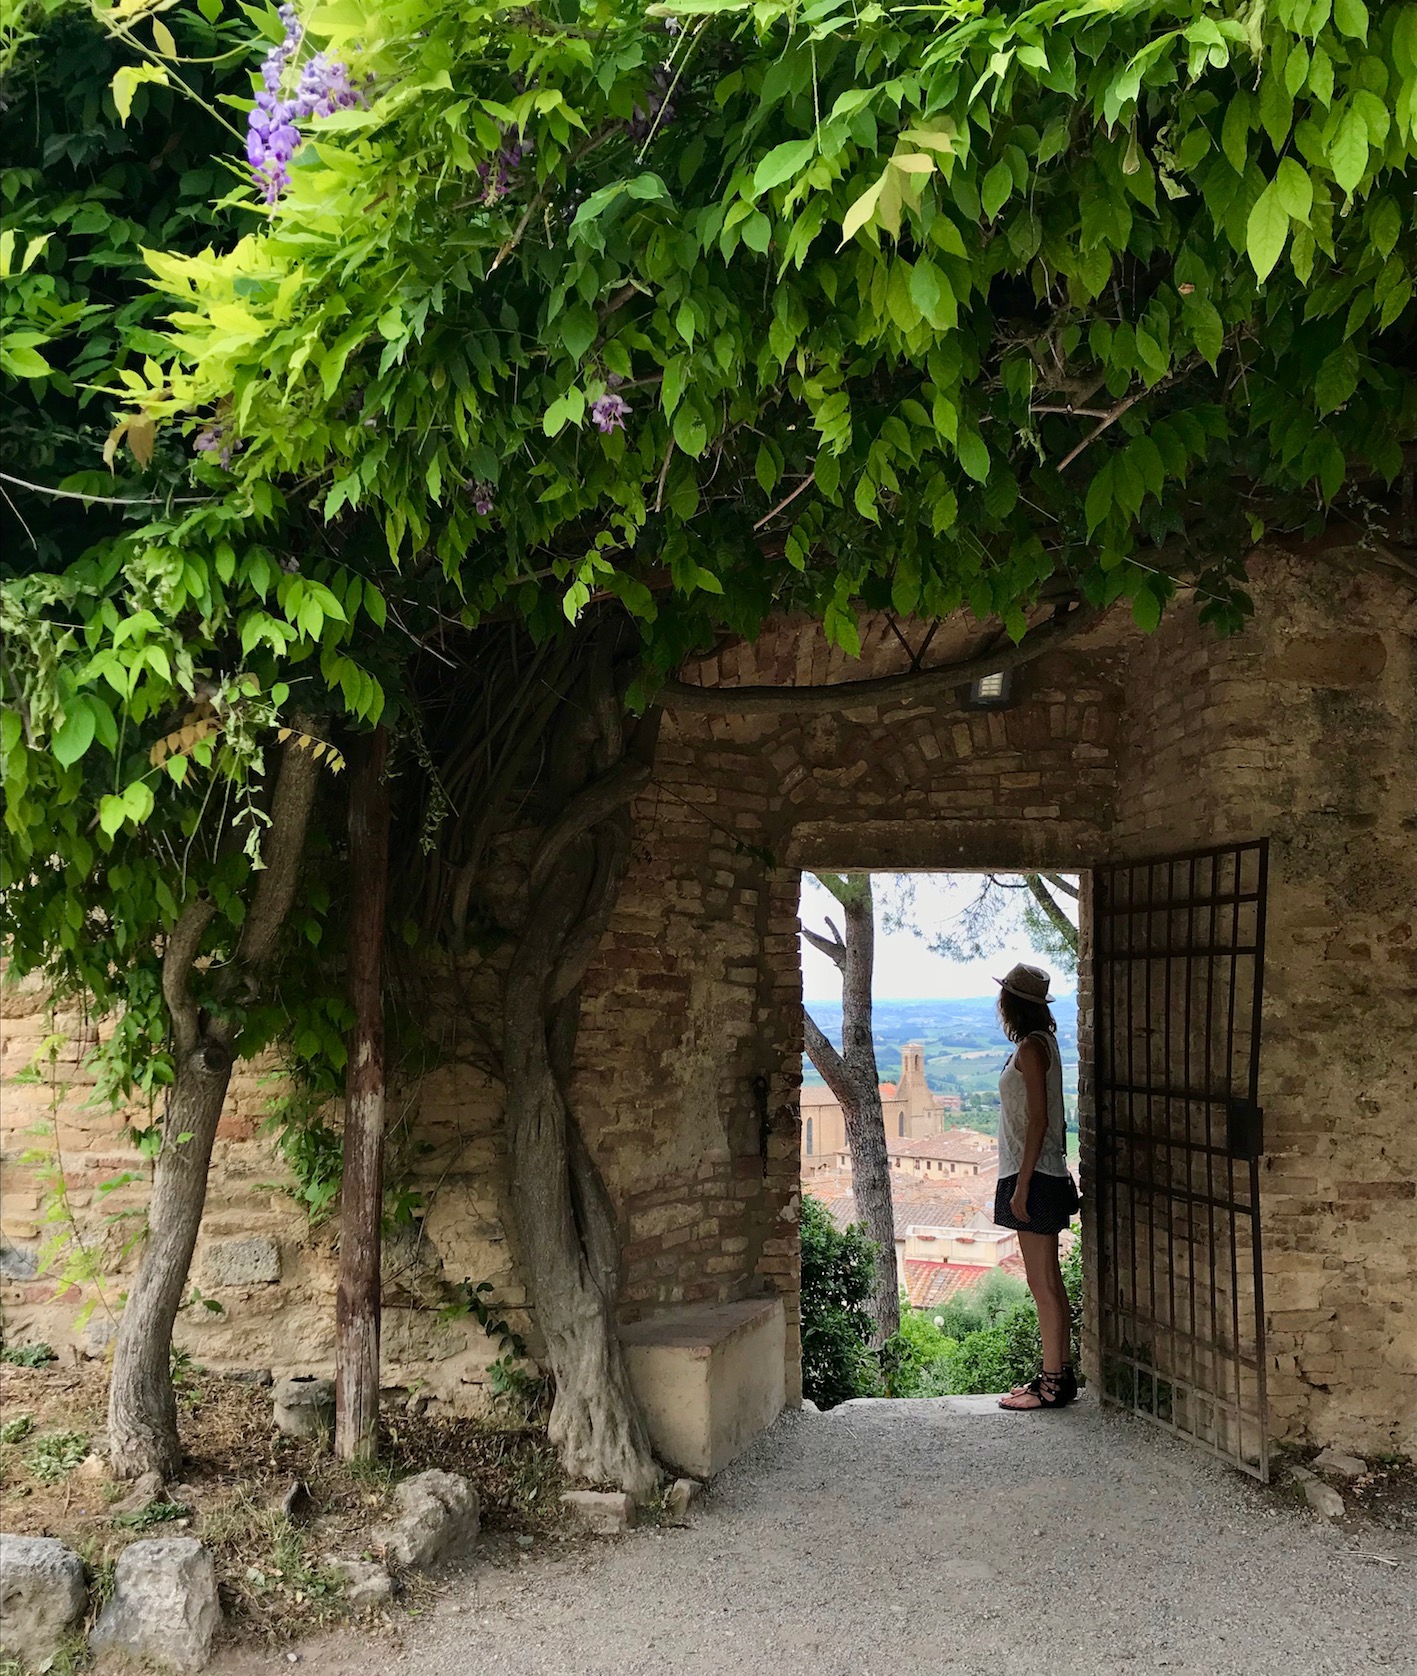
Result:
[999, 1365, 1077, 1410]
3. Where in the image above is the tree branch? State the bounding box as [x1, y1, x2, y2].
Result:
[232, 718, 322, 974]
[802, 1010, 852, 1105]
[1023, 873, 1079, 953]
[1040, 871, 1080, 900]
[801, 924, 846, 970]
[162, 894, 216, 1056]
[661, 605, 1100, 715]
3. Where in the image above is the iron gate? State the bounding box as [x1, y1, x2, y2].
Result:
[1093, 841, 1270, 1479]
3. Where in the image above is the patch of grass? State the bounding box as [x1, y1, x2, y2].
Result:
[24, 1430, 90, 1484]
[113, 1498, 191, 1530]
[0, 1342, 56, 1368]
[201, 1492, 349, 1639]
[0, 1412, 34, 1444]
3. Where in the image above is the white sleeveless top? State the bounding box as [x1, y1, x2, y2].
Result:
[997, 1031, 1069, 1178]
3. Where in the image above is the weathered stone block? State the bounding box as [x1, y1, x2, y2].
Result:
[560, 1491, 636, 1534]
[324, 1557, 393, 1610]
[89, 1537, 220, 1672]
[375, 1470, 479, 1570]
[271, 1375, 334, 1440]
[620, 1296, 786, 1479]
[201, 1236, 280, 1287]
[1311, 1448, 1367, 1479]
[0, 1533, 87, 1670]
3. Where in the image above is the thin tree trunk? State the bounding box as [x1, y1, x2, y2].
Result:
[107, 1042, 231, 1480]
[107, 724, 321, 1480]
[1024, 872, 1080, 955]
[336, 726, 390, 1462]
[802, 874, 899, 1344]
[502, 645, 660, 1496]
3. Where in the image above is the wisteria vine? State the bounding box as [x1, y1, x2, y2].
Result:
[246, 4, 367, 203]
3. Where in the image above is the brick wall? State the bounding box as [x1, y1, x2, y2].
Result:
[1108, 549, 1417, 1454]
[4, 554, 1411, 1456]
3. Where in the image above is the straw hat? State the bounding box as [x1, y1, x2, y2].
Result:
[995, 962, 1051, 1002]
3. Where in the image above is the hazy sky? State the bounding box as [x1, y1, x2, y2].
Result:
[798, 872, 1077, 1004]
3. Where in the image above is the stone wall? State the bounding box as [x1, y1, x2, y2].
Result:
[3, 552, 1412, 1458]
[1106, 549, 1417, 1456]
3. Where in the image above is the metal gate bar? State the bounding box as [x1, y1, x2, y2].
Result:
[1094, 841, 1270, 1480]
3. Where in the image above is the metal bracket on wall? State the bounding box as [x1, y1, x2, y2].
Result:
[1226, 1098, 1265, 1161]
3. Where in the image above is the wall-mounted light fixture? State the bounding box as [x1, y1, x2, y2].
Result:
[964, 668, 1014, 709]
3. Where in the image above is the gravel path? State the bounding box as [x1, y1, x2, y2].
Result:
[216, 1394, 1414, 1676]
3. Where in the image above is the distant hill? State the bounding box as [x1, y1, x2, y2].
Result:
[801, 994, 1079, 1115]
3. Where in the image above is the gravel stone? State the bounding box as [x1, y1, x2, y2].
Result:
[205, 1397, 1417, 1676]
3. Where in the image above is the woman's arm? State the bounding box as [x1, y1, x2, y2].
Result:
[1009, 1036, 1051, 1224]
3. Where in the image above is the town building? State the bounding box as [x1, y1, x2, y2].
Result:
[801, 1042, 967, 1169]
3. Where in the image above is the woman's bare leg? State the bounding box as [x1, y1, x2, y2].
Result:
[999, 1231, 1071, 1408]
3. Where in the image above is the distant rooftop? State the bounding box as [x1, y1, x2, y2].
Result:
[888, 1128, 1000, 1164]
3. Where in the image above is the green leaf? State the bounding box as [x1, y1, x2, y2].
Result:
[753, 140, 816, 196]
[1274, 159, 1312, 224]
[980, 162, 1013, 220]
[110, 63, 169, 125]
[672, 404, 708, 457]
[51, 701, 96, 769]
[1245, 184, 1289, 282]
[1328, 107, 1369, 194]
[956, 427, 990, 482]
[1333, 0, 1368, 40]
[560, 305, 596, 362]
[1314, 344, 1359, 414]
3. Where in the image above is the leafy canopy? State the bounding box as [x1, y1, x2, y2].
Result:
[125, 0, 1416, 655]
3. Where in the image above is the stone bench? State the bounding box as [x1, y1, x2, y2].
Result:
[620, 1296, 786, 1478]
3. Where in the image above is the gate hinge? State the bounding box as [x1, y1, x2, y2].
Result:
[1226, 1098, 1264, 1161]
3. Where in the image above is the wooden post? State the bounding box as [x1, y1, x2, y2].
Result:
[335, 725, 390, 1461]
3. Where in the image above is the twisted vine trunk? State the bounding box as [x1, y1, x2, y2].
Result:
[108, 725, 320, 1480]
[107, 1040, 232, 1479]
[802, 874, 899, 1345]
[502, 644, 659, 1496]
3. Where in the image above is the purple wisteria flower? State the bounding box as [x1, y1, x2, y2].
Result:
[193, 419, 241, 467]
[477, 127, 534, 204]
[629, 67, 675, 141]
[590, 393, 630, 434]
[464, 479, 495, 515]
[246, 5, 367, 203]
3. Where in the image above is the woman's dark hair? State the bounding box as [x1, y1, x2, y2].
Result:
[997, 991, 1057, 1044]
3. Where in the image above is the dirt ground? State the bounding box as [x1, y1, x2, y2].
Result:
[0, 1354, 571, 1656]
[208, 1395, 1414, 1676]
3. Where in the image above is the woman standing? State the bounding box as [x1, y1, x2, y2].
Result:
[991, 962, 1080, 1411]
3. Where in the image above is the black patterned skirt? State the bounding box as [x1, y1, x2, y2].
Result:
[993, 1171, 1080, 1236]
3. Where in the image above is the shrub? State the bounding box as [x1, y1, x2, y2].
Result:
[799, 1196, 882, 1409]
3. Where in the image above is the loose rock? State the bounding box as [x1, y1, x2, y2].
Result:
[89, 1536, 221, 1672]
[271, 1375, 335, 1441]
[560, 1490, 637, 1534]
[665, 1478, 703, 1525]
[1290, 1467, 1345, 1520]
[325, 1557, 393, 1610]
[376, 1470, 480, 1570]
[0, 1533, 88, 1671]
[1311, 1447, 1367, 1479]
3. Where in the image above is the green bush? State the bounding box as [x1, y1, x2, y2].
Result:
[799, 1196, 882, 1410]
[891, 1239, 1087, 1397]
